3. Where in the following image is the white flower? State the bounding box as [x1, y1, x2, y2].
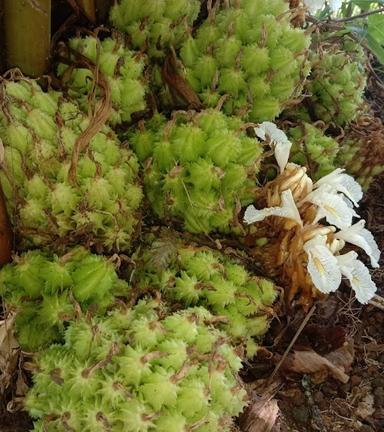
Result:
[337, 252, 377, 304]
[244, 190, 302, 226]
[314, 169, 363, 207]
[306, 189, 359, 229]
[304, 235, 342, 294]
[336, 220, 381, 268]
[254, 122, 292, 172]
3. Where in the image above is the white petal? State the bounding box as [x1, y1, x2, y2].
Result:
[309, 191, 359, 229]
[254, 126, 266, 141]
[336, 250, 359, 268]
[337, 252, 377, 304]
[304, 238, 342, 294]
[315, 170, 363, 206]
[243, 190, 302, 226]
[275, 140, 292, 173]
[336, 220, 381, 268]
[254, 122, 291, 172]
[244, 205, 263, 225]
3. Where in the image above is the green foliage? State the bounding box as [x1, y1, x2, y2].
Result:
[178, 0, 310, 121]
[109, 0, 201, 59]
[26, 300, 248, 431]
[0, 79, 143, 252]
[288, 122, 340, 179]
[303, 36, 367, 125]
[0, 247, 129, 351]
[134, 233, 277, 357]
[57, 35, 147, 125]
[128, 109, 263, 234]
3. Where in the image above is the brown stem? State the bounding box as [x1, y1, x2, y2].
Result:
[333, 6, 384, 22]
[4, 0, 51, 77]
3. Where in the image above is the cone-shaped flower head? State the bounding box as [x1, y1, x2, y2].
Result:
[0, 78, 142, 252]
[303, 36, 367, 126]
[134, 230, 278, 358]
[57, 34, 147, 125]
[337, 115, 384, 191]
[177, 0, 310, 122]
[26, 300, 248, 430]
[128, 109, 263, 234]
[243, 133, 379, 306]
[110, 0, 201, 59]
[0, 247, 129, 351]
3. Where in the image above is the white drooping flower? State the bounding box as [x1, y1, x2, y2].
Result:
[336, 220, 381, 268]
[337, 252, 377, 304]
[303, 235, 342, 294]
[315, 168, 363, 207]
[306, 189, 359, 229]
[244, 190, 302, 226]
[255, 122, 292, 172]
[244, 161, 379, 304]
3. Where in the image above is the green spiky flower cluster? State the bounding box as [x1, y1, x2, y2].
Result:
[57, 35, 147, 125]
[304, 38, 367, 126]
[110, 0, 201, 59]
[179, 0, 310, 121]
[0, 247, 128, 351]
[26, 300, 247, 432]
[337, 116, 384, 191]
[0, 79, 142, 252]
[288, 122, 339, 179]
[135, 233, 277, 357]
[129, 109, 263, 234]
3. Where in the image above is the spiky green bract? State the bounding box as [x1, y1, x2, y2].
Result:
[57, 35, 147, 126]
[128, 109, 263, 234]
[26, 300, 248, 431]
[0, 247, 129, 351]
[178, 0, 310, 122]
[110, 0, 200, 59]
[288, 122, 339, 179]
[337, 115, 384, 191]
[0, 79, 142, 252]
[134, 232, 277, 358]
[304, 37, 367, 126]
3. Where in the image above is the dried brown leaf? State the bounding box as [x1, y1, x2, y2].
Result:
[0, 313, 20, 393]
[240, 398, 280, 432]
[283, 340, 354, 384]
[356, 392, 375, 420]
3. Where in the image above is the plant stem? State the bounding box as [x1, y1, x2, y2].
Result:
[4, 0, 51, 77]
[333, 6, 384, 23]
[77, 0, 96, 22]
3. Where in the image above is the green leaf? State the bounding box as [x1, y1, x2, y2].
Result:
[368, 13, 384, 41]
[366, 32, 384, 63]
